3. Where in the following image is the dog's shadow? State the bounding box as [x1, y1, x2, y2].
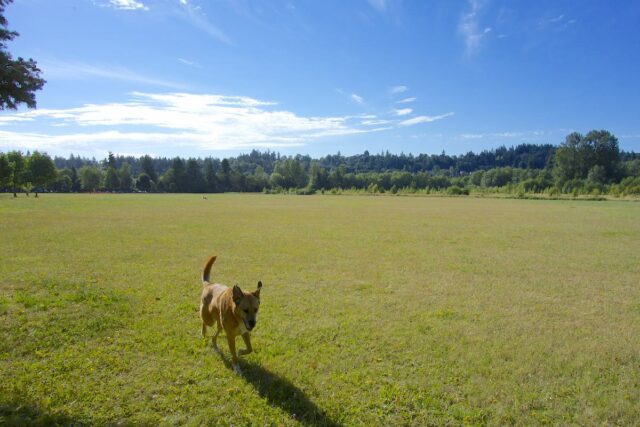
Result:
[216, 352, 341, 427]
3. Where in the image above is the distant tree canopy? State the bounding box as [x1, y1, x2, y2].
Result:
[554, 130, 620, 184]
[78, 166, 101, 191]
[6, 150, 25, 195]
[140, 155, 157, 182]
[0, 151, 11, 187]
[51, 144, 559, 181]
[2, 131, 639, 197]
[0, 0, 45, 110]
[27, 151, 55, 192]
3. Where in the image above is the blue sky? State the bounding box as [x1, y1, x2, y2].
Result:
[1, 0, 639, 158]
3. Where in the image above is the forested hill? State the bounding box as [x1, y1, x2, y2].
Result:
[2, 131, 640, 196]
[53, 143, 560, 176]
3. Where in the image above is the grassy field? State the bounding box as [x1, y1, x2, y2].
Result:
[1, 193, 639, 426]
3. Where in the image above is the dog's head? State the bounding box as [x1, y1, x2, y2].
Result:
[232, 281, 262, 331]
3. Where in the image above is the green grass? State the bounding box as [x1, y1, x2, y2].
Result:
[1, 193, 639, 425]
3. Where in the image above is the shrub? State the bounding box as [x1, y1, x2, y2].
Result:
[446, 185, 469, 195]
[519, 179, 539, 193]
[562, 179, 585, 194]
[626, 186, 640, 195]
[296, 187, 316, 195]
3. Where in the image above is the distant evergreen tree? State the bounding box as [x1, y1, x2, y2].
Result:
[70, 166, 80, 192]
[106, 152, 116, 169]
[136, 173, 152, 192]
[104, 167, 119, 191]
[203, 157, 218, 192]
[118, 162, 133, 191]
[140, 155, 157, 182]
[219, 158, 231, 191]
[171, 157, 188, 192]
[185, 158, 205, 192]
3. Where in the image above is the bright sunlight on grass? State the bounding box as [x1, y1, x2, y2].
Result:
[1, 194, 639, 425]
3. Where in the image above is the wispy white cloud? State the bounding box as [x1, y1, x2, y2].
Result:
[459, 133, 484, 139]
[177, 0, 232, 45]
[336, 89, 365, 106]
[178, 57, 201, 68]
[389, 85, 408, 95]
[41, 60, 187, 90]
[409, 132, 443, 140]
[0, 116, 32, 125]
[361, 119, 391, 126]
[393, 108, 412, 116]
[458, 130, 546, 139]
[399, 112, 454, 126]
[548, 14, 564, 23]
[106, 0, 149, 11]
[98, 1, 230, 45]
[396, 97, 416, 104]
[0, 90, 455, 155]
[458, 0, 491, 55]
[539, 14, 564, 26]
[350, 93, 365, 105]
[539, 14, 577, 30]
[0, 130, 303, 153]
[0, 92, 387, 154]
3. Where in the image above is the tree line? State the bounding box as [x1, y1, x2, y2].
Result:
[2, 130, 640, 197]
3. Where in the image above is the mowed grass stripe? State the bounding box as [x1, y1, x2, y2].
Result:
[1, 194, 639, 425]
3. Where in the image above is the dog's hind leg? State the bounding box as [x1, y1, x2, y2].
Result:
[201, 323, 207, 338]
[239, 333, 253, 356]
[212, 323, 222, 352]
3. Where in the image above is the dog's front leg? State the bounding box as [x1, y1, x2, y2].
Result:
[227, 334, 241, 373]
[239, 333, 253, 356]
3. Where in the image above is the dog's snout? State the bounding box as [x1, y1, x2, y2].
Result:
[248, 320, 256, 328]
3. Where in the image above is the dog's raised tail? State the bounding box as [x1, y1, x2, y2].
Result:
[202, 255, 217, 284]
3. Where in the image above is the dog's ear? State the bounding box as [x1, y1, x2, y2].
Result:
[253, 281, 262, 298]
[232, 284, 243, 304]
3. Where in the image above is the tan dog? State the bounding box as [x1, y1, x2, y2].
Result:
[199, 256, 262, 373]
